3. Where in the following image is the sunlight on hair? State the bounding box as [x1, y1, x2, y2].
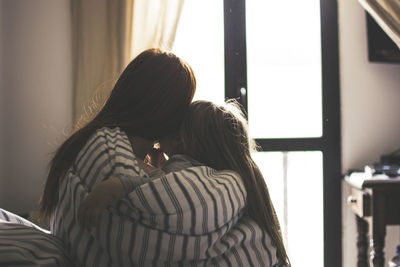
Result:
[74, 76, 118, 131]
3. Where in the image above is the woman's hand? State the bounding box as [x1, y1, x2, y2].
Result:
[146, 147, 168, 168]
[137, 158, 159, 174]
[135, 147, 167, 175]
[78, 178, 125, 229]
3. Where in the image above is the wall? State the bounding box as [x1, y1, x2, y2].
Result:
[339, 0, 400, 266]
[1, 0, 73, 214]
[0, 0, 4, 207]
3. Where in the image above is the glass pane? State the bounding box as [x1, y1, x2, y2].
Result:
[251, 152, 285, 231]
[172, 0, 224, 104]
[252, 151, 323, 267]
[246, 1, 323, 138]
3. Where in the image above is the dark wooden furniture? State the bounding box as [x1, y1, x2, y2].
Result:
[345, 173, 400, 267]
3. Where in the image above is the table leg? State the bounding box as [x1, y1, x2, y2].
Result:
[370, 237, 385, 267]
[356, 215, 369, 267]
[369, 192, 386, 267]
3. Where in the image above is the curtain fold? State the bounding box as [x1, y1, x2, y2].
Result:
[130, 0, 185, 58]
[71, 0, 184, 124]
[71, 0, 133, 123]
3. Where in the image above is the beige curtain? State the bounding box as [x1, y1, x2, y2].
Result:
[71, 0, 133, 123]
[130, 0, 185, 58]
[71, 0, 184, 124]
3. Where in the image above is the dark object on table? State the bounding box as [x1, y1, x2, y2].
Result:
[372, 163, 400, 177]
[380, 149, 400, 165]
[370, 149, 400, 177]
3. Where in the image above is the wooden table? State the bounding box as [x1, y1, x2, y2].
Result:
[345, 173, 400, 267]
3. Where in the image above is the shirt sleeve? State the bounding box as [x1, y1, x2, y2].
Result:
[73, 127, 145, 188]
[117, 174, 158, 193]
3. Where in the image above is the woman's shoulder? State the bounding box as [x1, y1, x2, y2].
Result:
[93, 126, 126, 140]
[85, 127, 130, 151]
[74, 127, 129, 162]
[159, 164, 247, 207]
[191, 166, 245, 189]
[161, 154, 201, 173]
[163, 155, 241, 178]
[73, 127, 140, 180]
[162, 158, 245, 194]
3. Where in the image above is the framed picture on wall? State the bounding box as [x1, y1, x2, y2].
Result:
[358, 0, 400, 49]
[366, 12, 400, 63]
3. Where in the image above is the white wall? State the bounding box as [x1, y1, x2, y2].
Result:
[339, 0, 400, 266]
[1, 0, 73, 214]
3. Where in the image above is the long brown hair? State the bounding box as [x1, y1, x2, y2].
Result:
[40, 48, 196, 219]
[179, 100, 290, 266]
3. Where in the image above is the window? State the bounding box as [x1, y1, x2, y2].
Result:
[174, 1, 341, 266]
[246, 0, 323, 139]
[252, 151, 324, 266]
[173, 0, 224, 104]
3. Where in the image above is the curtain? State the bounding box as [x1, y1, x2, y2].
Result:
[130, 0, 185, 58]
[71, 0, 133, 123]
[71, 0, 184, 124]
[359, 0, 400, 48]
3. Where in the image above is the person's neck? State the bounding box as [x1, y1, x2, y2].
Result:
[128, 135, 153, 160]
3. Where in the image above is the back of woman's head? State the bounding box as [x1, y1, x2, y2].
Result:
[96, 48, 196, 139]
[40, 48, 196, 218]
[179, 100, 253, 169]
[179, 100, 290, 266]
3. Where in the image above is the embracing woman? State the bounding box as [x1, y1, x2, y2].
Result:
[39, 48, 196, 266]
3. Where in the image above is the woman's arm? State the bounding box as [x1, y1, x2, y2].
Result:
[78, 158, 165, 229]
[77, 177, 125, 229]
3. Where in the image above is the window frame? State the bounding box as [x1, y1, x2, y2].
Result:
[223, 0, 342, 266]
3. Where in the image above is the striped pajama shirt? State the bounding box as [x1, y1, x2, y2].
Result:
[22, 126, 279, 266]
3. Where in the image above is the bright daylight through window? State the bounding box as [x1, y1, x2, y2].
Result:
[174, 1, 325, 266]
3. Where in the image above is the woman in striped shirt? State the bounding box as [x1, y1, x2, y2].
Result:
[37, 48, 196, 266]
[78, 100, 291, 266]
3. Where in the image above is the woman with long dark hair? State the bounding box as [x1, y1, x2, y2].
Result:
[38, 48, 196, 266]
[40, 48, 195, 217]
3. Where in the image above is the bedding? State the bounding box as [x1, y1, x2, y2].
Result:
[0, 208, 73, 267]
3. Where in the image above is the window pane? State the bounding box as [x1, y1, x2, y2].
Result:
[172, 0, 224, 104]
[246, 1, 322, 138]
[252, 151, 323, 267]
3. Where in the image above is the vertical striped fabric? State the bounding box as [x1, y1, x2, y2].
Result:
[51, 127, 280, 266]
[0, 209, 73, 267]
